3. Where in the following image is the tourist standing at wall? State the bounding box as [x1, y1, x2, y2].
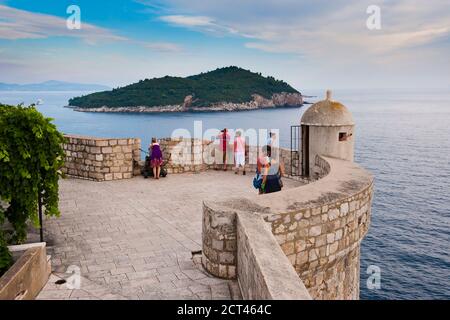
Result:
[260, 145, 285, 194]
[218, 128, 230, 171]
[150, 137, 163, 179]
[267, 131, 279, 162]
[234, 130, 246, 175]
[267, 131, 279, 147]
[256, 146, 269, 194]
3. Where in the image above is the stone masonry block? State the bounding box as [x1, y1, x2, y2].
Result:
[309, 225, 321, 237]
[95, 140, 109, 147]
[219, 252, 235, 264]
[102, 147, 113, 154]
[340, 203, 349, 216]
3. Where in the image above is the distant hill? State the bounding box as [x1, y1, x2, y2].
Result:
[0, 80, 110, 92]
[69, 67, 301, 111]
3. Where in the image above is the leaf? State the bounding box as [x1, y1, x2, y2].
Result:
[0, 104, 65, 244]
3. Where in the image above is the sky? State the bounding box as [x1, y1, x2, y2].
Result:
[0, 0, 449, 90]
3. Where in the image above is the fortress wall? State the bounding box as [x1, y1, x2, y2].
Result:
[311, 153, 331, 180]
[236, 212, 311, 300]
[157, 138, 300, 176]
[202, 156, 373, 300]
[60, 134, 372, 300]
[266, 181, 372, 299]
[202, 201, 311, 300]
[158, 138, 209, 173]
[202, 202, 237, 279]
[64, 136, 299, 179]
[62, 134, 141, 181]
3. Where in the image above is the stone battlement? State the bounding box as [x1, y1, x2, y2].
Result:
[157, 137, 300, 178]
[62, 134, 141, 181]
[60, 134, 373, 300]
[63, 136, 300, 180]
[202, 155, 373, 300]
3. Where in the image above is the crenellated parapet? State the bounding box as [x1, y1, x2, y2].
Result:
[62, 134, 141, 181]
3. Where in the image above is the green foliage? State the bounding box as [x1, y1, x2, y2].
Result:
[0, 104, 65, 275]
[0, 208, 12, 276]
[69, 66, 299, 108]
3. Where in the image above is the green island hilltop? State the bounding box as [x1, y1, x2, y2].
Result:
[68, 66, 304, 113]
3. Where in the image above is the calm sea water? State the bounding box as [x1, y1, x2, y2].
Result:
[1, 89, 449, 300]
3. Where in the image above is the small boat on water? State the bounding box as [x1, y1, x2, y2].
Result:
[36, 99, 44, 105]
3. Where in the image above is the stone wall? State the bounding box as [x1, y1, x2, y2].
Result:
[202, 200, 311, 300]
[0, 243, 51, 300]
[202, 156, 373, 300]
[158, 137, 257, 174]
[237, 212, 311, 300]
[311, 153, 331, 180]
[266, 182, 372, 299]
[154, 137, 299, 176]
[202, 201, 237, 279]
[280, 148, 301, 177]
[63, 135, 298, 180]
[158, 138, 209, 174]
[62, 134, 141, 181]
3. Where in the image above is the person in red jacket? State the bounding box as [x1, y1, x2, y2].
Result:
[218, 128, 230, 171]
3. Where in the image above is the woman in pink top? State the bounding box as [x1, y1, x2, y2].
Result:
[234, 131, 246, 175]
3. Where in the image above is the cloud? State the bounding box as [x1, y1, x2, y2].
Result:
[143, 41, 183, 52]
[159, 14, 239, 36]
[0, 4, 126, 43]
[150, 0, 450, 59]
[160, 15, 214, 27]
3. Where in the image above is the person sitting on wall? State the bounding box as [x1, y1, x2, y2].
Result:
[259, 145, 285, 194]
[149, 137, 163, 180]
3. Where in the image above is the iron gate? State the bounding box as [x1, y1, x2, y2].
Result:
[290, 125, 301, 176]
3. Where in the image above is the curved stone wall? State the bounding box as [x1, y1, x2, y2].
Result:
[202, 155, 373, 300]
[264, 177, 372, 299]
[202, 202, 237, 279]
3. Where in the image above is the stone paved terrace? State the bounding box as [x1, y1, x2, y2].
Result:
[37, 171, 302, 300]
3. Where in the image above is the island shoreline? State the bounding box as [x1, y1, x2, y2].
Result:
[67, 103, 309, 114]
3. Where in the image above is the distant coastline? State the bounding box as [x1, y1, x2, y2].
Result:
[0, 80, 110, 92]
[68, 92, 305, 114]
[65, 100, 309, 113]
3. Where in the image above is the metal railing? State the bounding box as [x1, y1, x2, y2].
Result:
[290, 125, 301, 176]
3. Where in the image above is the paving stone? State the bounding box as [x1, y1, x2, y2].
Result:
[38, 172, 300, 299]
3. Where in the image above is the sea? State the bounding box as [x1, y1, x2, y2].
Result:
[1, 89, 449, 300]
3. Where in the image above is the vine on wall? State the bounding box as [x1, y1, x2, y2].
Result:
[0, 104, 65, 276]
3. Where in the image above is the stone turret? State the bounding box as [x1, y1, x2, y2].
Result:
[301, 90, 355, 177]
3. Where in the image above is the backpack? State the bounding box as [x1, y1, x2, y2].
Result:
[253, 172, 262, 189]
[253, 156, 269, 189]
